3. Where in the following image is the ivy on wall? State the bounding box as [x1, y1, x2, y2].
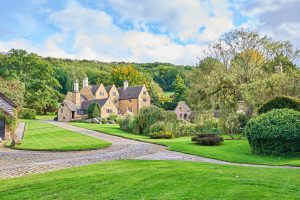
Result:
[0, 109, 18, 135]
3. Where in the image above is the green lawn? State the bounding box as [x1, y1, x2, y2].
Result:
[0, 160, 299, 199]
[71, 123, 300, 166]
[36, 114, 56, 120]
[11, 120, 111, 151]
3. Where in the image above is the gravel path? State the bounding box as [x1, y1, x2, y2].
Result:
[0, 121, 299, 179]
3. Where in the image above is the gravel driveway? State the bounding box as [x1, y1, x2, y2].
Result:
[0, 121, 298, 179]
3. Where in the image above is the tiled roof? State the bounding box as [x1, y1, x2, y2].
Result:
[81, 98, 109, 110]
[0, 92, 17, 107]
[118, 85, 144, 100]
[88, 85, 100, 96]
[105, 85, 113, 93]
[177, 101, 191, 111]
[63, 100, 80, 111]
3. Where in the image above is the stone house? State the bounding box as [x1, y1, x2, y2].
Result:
[58, 77, 151, 122]
[174, 101, 191, 120]
[0, 93, 17, 140]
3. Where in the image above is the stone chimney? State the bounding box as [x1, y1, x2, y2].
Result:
[123, 80, 128, 90]
[73, 80, 79, 92]
[83, 77, 89, 87]
[73, 80, 81, 105]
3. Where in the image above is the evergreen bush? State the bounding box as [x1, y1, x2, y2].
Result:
[258, 96, 300, 114]
[245, 109, 300, 157]
[87, 103, 101, 119]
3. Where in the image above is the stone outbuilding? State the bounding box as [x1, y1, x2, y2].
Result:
[174, 101, 192, 121]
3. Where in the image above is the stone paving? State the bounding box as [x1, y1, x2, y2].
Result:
[0, 121, 299, 179]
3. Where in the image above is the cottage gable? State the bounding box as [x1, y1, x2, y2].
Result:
[106, 84, 119, 105]
[94, 84, 108, 99]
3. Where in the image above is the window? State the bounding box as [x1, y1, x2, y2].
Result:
[106, 109, 112, 114]
[113, 92, 117, 96]
[129, 99, 132, 103]
[143, 98, 147, 102]
[61, 108, 63, 113]
[180, 114, 182, 118]
[114, 100, 118, 104]
[128, 107, 132, 112]
[100, 92, 104, 96]
[143, 91, 147, 95]
[77, 110, 84, 115]
[179, 107, 182, 111]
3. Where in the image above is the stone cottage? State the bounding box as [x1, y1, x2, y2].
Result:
[174, 101, 191, 120]
[0, 93, 17, 140]
[58, 77, 151, 122]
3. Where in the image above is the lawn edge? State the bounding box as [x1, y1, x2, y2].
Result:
[70, 123, 300, 168]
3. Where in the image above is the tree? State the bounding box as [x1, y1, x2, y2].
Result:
[87, 103, 101, 118]
[0, 49, 62, 113]
[172, 74, 187, 103]
[0, 78, 25, 107]
[110, 65, 147, 87]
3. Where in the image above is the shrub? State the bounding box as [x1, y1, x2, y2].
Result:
[258, 96, 300, 114]
[18, 108, 36, 119]
[137, 106, 177, 135]
[101, 118, 107, 124]
[245, 109, 300, 157]
[192, 134, 224, 146]
[87, 103, 101, 119]
[150, 121, 177, 135]
[177, 122, 197, 137]
[54, 116, 58, 121]
[119, 115, 139, 134]
[108, 113, 118, 121]
[149, 131, 174, 139]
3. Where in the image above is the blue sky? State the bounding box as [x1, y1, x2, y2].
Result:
[0, 0, 299, 65]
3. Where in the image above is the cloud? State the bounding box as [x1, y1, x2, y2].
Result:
[0, 1, 236, 65]
[242, 0, 300, 48]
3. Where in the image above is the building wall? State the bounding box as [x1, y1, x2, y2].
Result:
[108, 85, 119, 108]
[94, 84, 108, 99]
[119, 99, 138, 115]
[175, 104, 191, 120]
[138, 86, 151, 111]
[58, 104, 72, 122]
[100, 99, 118, 118]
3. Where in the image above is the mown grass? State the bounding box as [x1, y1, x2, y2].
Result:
[10, 120, 111, 151]
[71, 123, 300, 166]
[0, 160, 299, 199]
[36, 114, 56, 120]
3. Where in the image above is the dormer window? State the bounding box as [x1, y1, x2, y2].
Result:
[143, 98, 147, 102]
[100, 92, 104, 96]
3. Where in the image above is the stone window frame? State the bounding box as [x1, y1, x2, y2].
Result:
[143, 98, 147, 102]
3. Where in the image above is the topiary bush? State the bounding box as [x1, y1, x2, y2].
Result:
[149, 131, 174, 139]
[18, 108, 36, 119]
[191, 134, 224, 146]
[258, 96, 300, 114]
[245, 109, 300, 157]
[87, 103, 101, 119]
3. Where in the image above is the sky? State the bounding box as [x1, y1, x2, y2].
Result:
[0, 0, 299, 65]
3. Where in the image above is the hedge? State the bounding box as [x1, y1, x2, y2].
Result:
[245, 109, 300, 157]
[18, 108, 36, 119]
[87, 103, 101, 119]
[258, 96, 300, 114]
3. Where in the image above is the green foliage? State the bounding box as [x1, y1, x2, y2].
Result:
[0, 110, 18, 135]
[0, 78, 25, 107]
[101, 118, 107, 124]
[172, 74, 187, 103]
[149, 131, 174, 139]
[258, 96, 300, 114]
[137, 106, 177, 135]
[108, 113, 118, 121]
[87, 103, 101, 119]
[149, 121, 178, 135]
[118, 115, 139, 134]
[18, 108, 36, 119]
[245, 109, 300, 157]
[192, 134, 224, 146]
